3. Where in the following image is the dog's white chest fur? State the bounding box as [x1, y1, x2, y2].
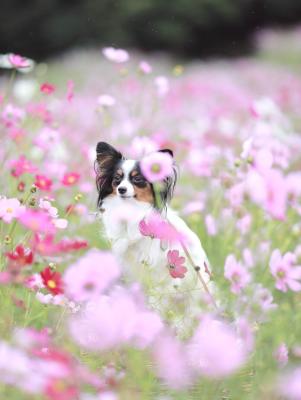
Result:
[101, 197, 210, 288]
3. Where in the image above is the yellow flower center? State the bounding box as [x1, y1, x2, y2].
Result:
[47, 279, 56, 289]
[6, 208, 13, 213]
[151, 163, 161, 173]
[67, 176, 75, 183]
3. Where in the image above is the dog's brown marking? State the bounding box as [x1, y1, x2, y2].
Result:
[130, 170, 139, 177]
[134, 184, 154, 204]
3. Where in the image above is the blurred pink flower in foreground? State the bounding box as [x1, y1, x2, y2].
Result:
[102, 47, 129, 63]
[167, 250, 187, 279]
[19, 210, 56, 234]
[69, 287, 163, 351]
[269, 249, 301, 292]
[0, 197, 24, 223]
[153, 334, 193, 389]
[63, 250, 120, 302]
[140, 151, 173, 183]
[224, 254, 251, 294]
[187, 315, 248, 378]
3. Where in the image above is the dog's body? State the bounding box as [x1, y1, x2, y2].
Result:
[95, 142, 213, 330]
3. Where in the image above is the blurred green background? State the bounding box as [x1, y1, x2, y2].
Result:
[2, 0, 301, 60]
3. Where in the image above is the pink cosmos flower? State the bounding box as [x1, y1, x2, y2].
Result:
[187, 314, 247, 378]
[69, 286, 163, 350]
[224, 254, 251, 294]
[19, 210, 56, 234]
[246, 168, 287, 220]
[34, 175, 53, 191]
[61, 172, 80, 186]
[40, 82, 56, 95]
[0, 197, 25, 223]
[10, 155, 37, 177]
[8, 53, 31, 69]
[140, 151, 173, 183]
[152, 334, 193, 389]
[167, 250, 187, 279]
[63, 250, 121, 302]
[269, 249, 301, 292]
[139, 212, 185, 243]
[102, 47, 129, 63]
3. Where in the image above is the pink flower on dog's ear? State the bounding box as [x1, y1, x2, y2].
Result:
[167, 250, 187, 279]
[140, 151, 173, 183]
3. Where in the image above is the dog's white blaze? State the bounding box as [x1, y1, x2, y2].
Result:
[117, 159, 136, 197]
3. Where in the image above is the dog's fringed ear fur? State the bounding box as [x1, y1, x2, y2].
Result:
[158, 149, 178, 209]
[95, 142, 123, 207]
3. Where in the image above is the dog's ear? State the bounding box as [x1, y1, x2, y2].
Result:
[159, 148, 173, 158]
[96, 142, 123, 168]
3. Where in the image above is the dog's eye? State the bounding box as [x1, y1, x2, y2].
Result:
[132, 176, 145, 184]
[113, 175, 122, 185]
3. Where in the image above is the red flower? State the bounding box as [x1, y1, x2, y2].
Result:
[40, 266, 64, 295]
[40, 82, 56, 95]
[61, 172, 80, 186]
[35, 174, 53, 191]
[6, 245, 34, 267]
[167, 250, 187, 279]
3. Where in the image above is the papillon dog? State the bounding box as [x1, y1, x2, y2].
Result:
[95, 142, 214, 329]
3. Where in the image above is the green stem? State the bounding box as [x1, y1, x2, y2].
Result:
[180, 239, 218, 309]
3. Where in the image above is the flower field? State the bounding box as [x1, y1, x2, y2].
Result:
[1, 31, 301, 399]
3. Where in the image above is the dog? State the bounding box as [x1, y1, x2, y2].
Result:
[95, 142, 214, 331]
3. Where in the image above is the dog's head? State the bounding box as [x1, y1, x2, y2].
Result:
[95, 142, 177, 209]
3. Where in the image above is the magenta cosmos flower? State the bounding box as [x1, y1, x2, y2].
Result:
[167, 250, 187, 279]
[63, 249, 121, 302]
[224, 254, 251, 294]
[140, 151, 173, 183]
[269, 249, 301, 292]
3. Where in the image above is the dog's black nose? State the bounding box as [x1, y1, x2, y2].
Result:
[118, 187, 127, 195]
